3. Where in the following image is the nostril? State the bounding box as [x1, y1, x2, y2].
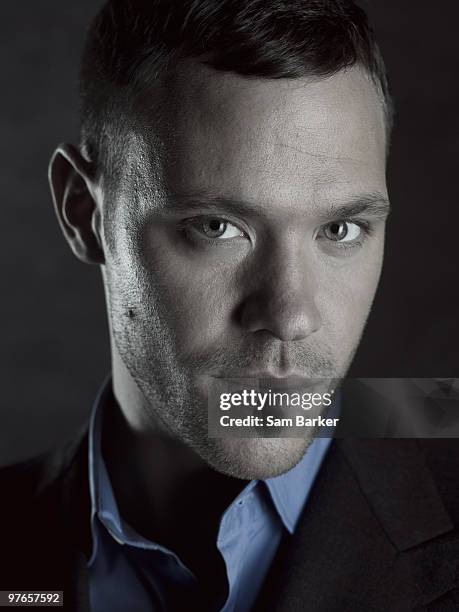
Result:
[238, 295, 322, 342]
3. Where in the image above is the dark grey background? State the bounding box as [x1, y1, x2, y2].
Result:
[1, 2, 458, 464]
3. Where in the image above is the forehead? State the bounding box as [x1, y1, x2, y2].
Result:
[134, 63, 387, 212]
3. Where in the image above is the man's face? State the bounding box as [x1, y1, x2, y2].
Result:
[101, 64, 388, 479]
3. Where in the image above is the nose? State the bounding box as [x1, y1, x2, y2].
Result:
[238, 245, 322, 342]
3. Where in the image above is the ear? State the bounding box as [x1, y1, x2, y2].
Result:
[48, 143, 105, 265]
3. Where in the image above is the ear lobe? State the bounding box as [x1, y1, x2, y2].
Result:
[49, 143, 105, 265]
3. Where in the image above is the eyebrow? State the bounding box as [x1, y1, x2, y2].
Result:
[165, 192, 391, 221]
[323, 194, 391, 221]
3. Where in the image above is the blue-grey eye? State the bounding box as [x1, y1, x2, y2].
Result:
[323, 221, 361, 242]
[198, 218, 244, 239]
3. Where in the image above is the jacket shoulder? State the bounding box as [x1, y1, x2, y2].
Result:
[0, 430, 90, 598]
[0, 427, 88, 519]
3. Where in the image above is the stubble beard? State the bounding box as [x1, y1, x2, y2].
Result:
[105, 266, 365, 479]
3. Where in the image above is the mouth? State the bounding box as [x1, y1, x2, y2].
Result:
[211, 373, 334, 393]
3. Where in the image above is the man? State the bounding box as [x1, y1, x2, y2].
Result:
[1, 1, 459, 610]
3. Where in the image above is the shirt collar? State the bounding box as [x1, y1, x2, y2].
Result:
[263, 398, 338, 533]
[88, 377, 336, 558]
[263, 436, 332, 533]
[88, 379, 177, 566]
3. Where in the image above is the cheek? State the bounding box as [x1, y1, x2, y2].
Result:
[318, 239, 384, 348]
[161, 267, 229, 348]
[139, 231, 241, 355]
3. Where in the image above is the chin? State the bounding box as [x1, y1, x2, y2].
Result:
[198, 436, 314, 480]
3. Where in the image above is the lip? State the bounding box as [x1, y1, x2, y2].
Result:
[211, 373, 331, 392]
[243, 372, 310, 380]
[213, 372, 324, 381]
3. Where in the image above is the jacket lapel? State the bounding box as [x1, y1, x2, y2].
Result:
[57, 431, 92, 612]
[255, 438, 458, 611]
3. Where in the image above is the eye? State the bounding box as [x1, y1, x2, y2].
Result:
[322, 221, 362, 243]
[190, 217, 245, 240]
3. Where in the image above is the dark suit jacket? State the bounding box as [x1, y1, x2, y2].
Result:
[2, 384, 459, 611]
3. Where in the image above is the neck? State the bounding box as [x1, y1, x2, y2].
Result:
[102, 365, 247, 585]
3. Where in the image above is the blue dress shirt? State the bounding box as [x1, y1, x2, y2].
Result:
[87, 381, 334, 611]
